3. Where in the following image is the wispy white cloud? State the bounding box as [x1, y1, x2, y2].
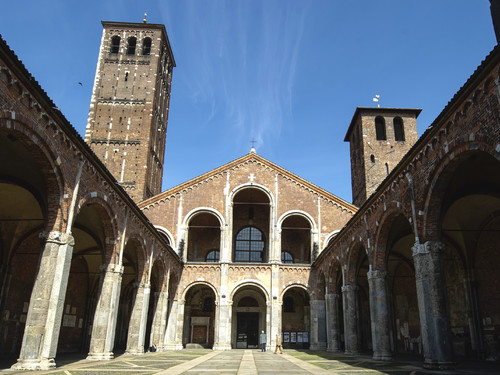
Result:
[165, 0, 309, 151]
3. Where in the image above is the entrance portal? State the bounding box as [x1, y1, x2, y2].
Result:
[231, 285, 268, 349]
[236, 312, 259, 348]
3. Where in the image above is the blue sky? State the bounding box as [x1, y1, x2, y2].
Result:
[0, 1, 496, 203]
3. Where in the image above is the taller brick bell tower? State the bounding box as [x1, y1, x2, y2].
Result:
[344, 107, 421, 207]
[85, 19, 175, 202]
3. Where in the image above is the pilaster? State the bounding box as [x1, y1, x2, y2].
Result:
[150, 290, 168, 350]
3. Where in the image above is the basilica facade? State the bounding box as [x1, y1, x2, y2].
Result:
[0, 10, 500, 372]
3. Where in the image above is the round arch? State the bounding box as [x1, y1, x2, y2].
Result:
[154, 225, 176, 249]
[183, 207, 225, 227]
[181, 281, 219, 302]
[277, 210, 317, 231]
[280, 283, 310, 300]
[323, 230, 340, 250]
[229, 182, 275, 206]
[229, 280, 270, 302]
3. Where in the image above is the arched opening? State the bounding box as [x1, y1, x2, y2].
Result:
[282, 287, 310, 349]
[232, 188, 270, 263]
[393, 117, 405, 141]
[281, 215, 312, 264]
[57, 203, 110, 355]
[232, 285, 267, 348]
[385, 214, 421, 356]
[110, 36, 120, 53]
[354, 247, 372, 353]
[436, 151, 500, 359]
[0, 128, 57, 358]
[375, 116, 387, 141]
[187, 212, 221, 262]
[126, 37, 137, 55]
[114, 238, 143, 351]
[183, 284, 216, 348]
[142, 37, 152, 55]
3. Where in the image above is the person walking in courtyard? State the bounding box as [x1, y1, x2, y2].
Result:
[274, 333, 283, 354]
[260, 330, 267, 352]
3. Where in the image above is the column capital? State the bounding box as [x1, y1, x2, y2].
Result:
[39, 231, 75, 246]
[412, 240, 445, 257]
[99, 263, 124, 274]
[367, 270, 387, 280]
[341, 284, 358, 293]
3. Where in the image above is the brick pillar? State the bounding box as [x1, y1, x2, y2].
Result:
[367, 270, 392, 360]
[87, 263, 123, 360]
[325, 293, 341, 352]
[309, 299, 327, 350]
[412, 241, 454, 369]
[150, 290, 168, 351]
[12, 231, 74, 370]
[126, 282, 151, 355]
[342, 284, 360, 354]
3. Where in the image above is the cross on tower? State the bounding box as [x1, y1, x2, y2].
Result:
[248, 173, 256, 182]
[250, 139, 257, 148]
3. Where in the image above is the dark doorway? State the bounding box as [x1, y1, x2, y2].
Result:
[237, 312, 259, 348]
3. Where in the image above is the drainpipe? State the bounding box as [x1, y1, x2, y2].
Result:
[66, 161, 84, 234]
[406, 172, 420, 245]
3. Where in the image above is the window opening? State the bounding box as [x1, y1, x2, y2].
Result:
[385, 163, 389, 175]
[124, 72, 128, 82]
[205, 249, 220, 263]
[142, 37, 152, 55]
[370, 154, 375, 163]
[375, 116, 387, 140]
[235, 226, 265, 263]
[394, 117, 405, 141]
[110, 36, 120, 53]
[127, 37, 137, 55]
[281, 251, 294, 264]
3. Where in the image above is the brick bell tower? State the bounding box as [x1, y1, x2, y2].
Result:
[85, 19, 175, 202]
[344, 107, 421, 207]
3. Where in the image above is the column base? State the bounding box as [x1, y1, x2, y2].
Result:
[438, 361, 456, 370]
[326, 347, 342, 352]
[86, 352, 114, 361]
[372, 351, 392, 361]
[164, 343, 183, 350]
[213, 343, 232, 350]
[309, 344, 327, 351]
[345, 350, 360, 355]
[422, 359, 438, 369]
[126, 348, 145, 355]
[11, 358, 56, 371]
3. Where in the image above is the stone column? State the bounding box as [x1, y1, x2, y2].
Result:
[412, 241, 454, 369]
[87, 263, 123, 360]
[126, 282, 151, 355]
[367, 270, 392, 361]
[325, 293, 341, 352]
[309, 299, 327, 350]
[164, 299, 178, 349]
[12, 231, 74, 370]
[342, 284, 360, 354]
[214, 300, 232, 350]
[150, 290, 168, 351]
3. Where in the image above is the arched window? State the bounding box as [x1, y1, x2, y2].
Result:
[281, 251, 294, 264]
[394, 117, 405, 141]
[142, 37, 152, 55]
[110, 36, 120, 53]
[375, 116, 386, 140]
[126, 37, 137, 55]
[205, 249, 220, 263]
[235, 226, 265, 262]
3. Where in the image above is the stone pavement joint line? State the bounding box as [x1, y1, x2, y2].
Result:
[237, 350, 257, 375]
[281, 353, 332, 374]
[155, 350, 221, 375]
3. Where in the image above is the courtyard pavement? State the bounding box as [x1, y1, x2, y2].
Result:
[1, 349, 500, 374]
